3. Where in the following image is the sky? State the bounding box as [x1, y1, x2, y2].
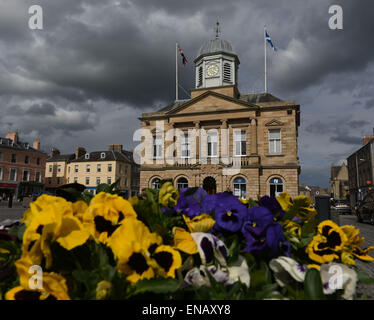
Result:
[0, 0, 373, 188]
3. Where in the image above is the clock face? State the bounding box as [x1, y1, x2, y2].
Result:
[206, 64, 219, 77]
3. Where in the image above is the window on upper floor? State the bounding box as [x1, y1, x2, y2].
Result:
[107, 177, 112, 185]
[37, 158, 41, 165]
[198, 66, 203, 87]
[96, 177, 101, 185]
[0, 167, 3, 180]
[9, 168, 17, 181]
[11, 154, 17, 163]
[35, 172, 41, 183]
[85, 177, 90, 185]
[207, 131, 218, 157]
[75, 165, 78, 173]
[97, 164, 101, 172]
[153, 136, 162, 159]
[0, 152, 3, 162]
[86, 164, 90, 173]
[57, 165, 62, 173]
[269, 129, 282, 154]
[181, 133, 190, 158]
[49, 165, 52, 173]
[108, 164, 112, 172]
[22, 170, 30, 182]
[234, 130, 246, 156]
[25, 155, 30, 164]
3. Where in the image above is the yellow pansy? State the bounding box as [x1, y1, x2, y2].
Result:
[83, 192, 137, 244]
[277, 193, 317, 220]
[306, 220, 347, 264]
[151, 245, 182, 279]
[72, 200, 88, 221]
[183, 214, 216, 233]
[96, 280, 112, 300]
[172, 227, 198, 255]
[159, 182, 179, 208]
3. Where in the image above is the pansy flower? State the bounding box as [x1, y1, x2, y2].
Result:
[183, 214, 215, 233]
[83, 192, 137, 244]
[242, 206, 290, 257]
[269, 256, 307, 287]
[340, 225, 374, 266]
[258, 195, 285, 221]
[208, 193, 247, 233]
[173, 227, 198, 254]
[306, 220, 347, 264]
[174, 187, 208, 218]
[319, 263, 357, 300]
[276, 193, 317, 221]
[159, 182, 179, 208]
[6, 256, 70, 300]
[184, 265, 230, 288]
[150, 245, 182, 279]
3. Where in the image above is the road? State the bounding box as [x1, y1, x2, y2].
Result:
[338, 214, 374, 299]
[0, 204, 27, 225]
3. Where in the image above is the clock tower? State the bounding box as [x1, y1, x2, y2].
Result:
[194, 23, 240, 90]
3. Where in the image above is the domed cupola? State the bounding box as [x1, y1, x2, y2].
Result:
[194, 22, 240, 90]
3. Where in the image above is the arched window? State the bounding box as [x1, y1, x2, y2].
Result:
[151, 178, 161, 190]
[177, 177, 188, 190]
[270, 178, 283, 198]
[233, 177, 246, 199]
[223, 63, 231, 83]
[198, 66, 203, 87]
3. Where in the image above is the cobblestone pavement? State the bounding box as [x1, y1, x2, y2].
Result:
[0, 206, 26, 224]
[338, 214, 374, 299]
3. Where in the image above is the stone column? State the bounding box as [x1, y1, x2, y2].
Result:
[220, 119, 228, 164]
[194, 121, 200, 161]
[250, 118, 258, 154]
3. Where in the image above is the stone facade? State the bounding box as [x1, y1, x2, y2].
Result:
[329, 163, 349, 200]
[138, 36, 300, 199]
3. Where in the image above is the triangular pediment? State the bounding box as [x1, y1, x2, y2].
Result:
[166, 91, 258, 115]
[265, 119, 285, 127]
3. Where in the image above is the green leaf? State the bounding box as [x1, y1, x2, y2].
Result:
[8, 224, 26, 241]
[132, 278, 180, 295]
[96, 183, 111, 194]
[304, 268, 325, 300]
[301, 218, 319, 236]
[356, 269, 374, 285]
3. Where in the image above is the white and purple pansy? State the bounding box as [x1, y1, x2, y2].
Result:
[269, 256, 307, 287]
[184, 265, 230, 288]
[191, 232, 229, 267]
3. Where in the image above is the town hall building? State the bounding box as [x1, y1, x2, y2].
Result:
[138, 34, 300, 199]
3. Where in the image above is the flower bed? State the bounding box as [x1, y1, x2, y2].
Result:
[1, 180, 374, 300]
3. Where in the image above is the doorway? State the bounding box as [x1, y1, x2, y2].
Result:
[203, 176, 216, 195]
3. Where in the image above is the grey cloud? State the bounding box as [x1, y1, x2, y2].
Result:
[330, 135, 362, 145]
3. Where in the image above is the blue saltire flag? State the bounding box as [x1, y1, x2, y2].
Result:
[265, 30, 277, 51]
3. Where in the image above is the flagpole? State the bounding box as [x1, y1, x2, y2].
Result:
[264, 26, 267, 93]
[176, 42, 179, 101]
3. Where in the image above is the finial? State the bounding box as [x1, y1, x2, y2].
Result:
[215, 20, 221, 39]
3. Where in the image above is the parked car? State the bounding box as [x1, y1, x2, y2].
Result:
[356, 192, 374, 224]
[331, 199, 351, 215]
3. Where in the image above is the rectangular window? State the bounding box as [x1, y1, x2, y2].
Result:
[74, 165, 78, 173]
[57, 177, 60, 185]
[37, 158, 41, 165]
[96, 177, 101, 185]
[97, 164, 101, 173]
[108, 164, 112, 172]
[181, 133, 190, 158]
[35, 172, 41, 183]
[86, 164, 90, 173]
[23, 170, 30, 181]
[11, 154, 17, 163]
[269, 129, 282, 154]
[207, 131, 218, 157]
[74, 177, 78, 183]
[68, 166, 70, 173]
[25, 156, 30, 164]
[85, 177, 90, 185]
[234, 130, 246, 156]
[49, 165, 52, 173]
[0, 152, 3, 161]
[153, 136, 162, 158]
[107, 177, 112, 185]
[0, 167, 2, 180]
[57, 165, 62, 173]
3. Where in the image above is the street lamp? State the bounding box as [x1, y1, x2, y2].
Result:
[356, 155, 365, 201]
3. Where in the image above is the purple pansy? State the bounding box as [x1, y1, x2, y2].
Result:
[257, 195, 285, 221]
[205, 193, 248, 233]
[242, 206, 290, 257]
[174, 187, 208, 218]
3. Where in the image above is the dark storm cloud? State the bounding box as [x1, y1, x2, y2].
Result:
[0, 0, 373, 188]
[330, 135, 362, 145]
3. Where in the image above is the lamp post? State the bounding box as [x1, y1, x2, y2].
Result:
[356, 155, 365, 201]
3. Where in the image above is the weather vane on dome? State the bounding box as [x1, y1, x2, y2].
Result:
[215, 20, 221, 39]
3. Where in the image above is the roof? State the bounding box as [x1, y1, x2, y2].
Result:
[198, 38, 235, 56]
[47, 154, 75, 162]
[239, 93, 282, 104]
[70, 150, 132, 163]
[157, 100, 190, 113]
[0, 137, 46, 155]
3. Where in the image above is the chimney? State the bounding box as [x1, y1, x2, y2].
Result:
[50, 147, 60, 158]
[75, 146, 86, 159]
[33, 138, 41, 150]
[363, 135, 374, 145]
[6, 131, 18, 144]
[109, 144, 123, 152]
